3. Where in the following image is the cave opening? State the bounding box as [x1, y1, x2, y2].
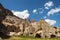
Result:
[50, 35, 56, 38]
[35, 34, 41, 38]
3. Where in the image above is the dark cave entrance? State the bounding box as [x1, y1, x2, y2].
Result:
[50, 35, 56, 38]
[35, 34, 41, 38]
[0, 32, 10, 39]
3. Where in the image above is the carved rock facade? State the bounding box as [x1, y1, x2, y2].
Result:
[0, 4, 60, 38]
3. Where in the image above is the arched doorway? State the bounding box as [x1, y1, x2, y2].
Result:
[50, 34, 56, 38]
[35, 34, 41, 38]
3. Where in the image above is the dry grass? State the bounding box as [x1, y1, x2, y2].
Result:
[4, 36, 60, 40]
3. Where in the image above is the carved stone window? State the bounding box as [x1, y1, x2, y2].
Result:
[58, 31, 60, 33]
[55, 31, 58, 34]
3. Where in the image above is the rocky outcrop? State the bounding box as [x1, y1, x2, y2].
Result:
[0, 4, 60, 38]
[0, 3, 25, 36]
[34, 19, 60, 38]
[0, 3, 32, 36]
[0, 4, 13, 22]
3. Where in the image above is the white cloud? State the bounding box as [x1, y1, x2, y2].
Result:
[43, 16, 47, 19]
[12, 10, 30, 19]
[33, 8, 44, 14]
[33, 9, 37, 14]
[44, 1, 54, 9]
[47, 7, 60, 16]
[45, 19, 56, 25]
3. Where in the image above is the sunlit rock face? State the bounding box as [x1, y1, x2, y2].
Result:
[0, 4, 60, 38]
[34, 19, 60, 38]
[0, 3, 32, 36]
[0, 3, 14, 34]
[0, 3, 24, 36]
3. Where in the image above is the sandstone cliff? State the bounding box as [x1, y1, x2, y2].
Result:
[0, 3, 28, 36]
[0, 4, 60, 38]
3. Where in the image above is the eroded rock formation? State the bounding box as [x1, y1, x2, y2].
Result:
[0, 4, 60, 38]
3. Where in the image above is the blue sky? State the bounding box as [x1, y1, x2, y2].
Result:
[0, 0, 60, 27]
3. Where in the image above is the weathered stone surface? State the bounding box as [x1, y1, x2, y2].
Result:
[0, 3, 60, 38]
[0, 3, 24, 36]
[34, 19, 60, 38]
